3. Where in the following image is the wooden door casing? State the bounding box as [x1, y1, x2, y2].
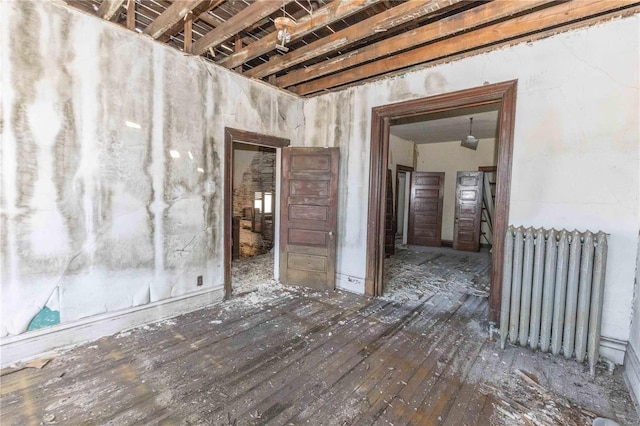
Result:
[407, 172, 445, 247]
[279, 147, 339, 289]
[453, 171, 484, 252]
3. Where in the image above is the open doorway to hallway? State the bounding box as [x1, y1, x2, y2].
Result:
[365, 81, 517, 322]
[383, 104, 499, 302]
[223, 128, 289, 299]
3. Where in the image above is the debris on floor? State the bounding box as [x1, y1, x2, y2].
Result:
[482, 369, 599, 425]
[382, 245, 491, 302]
[0, 355, 56, 377]
[228, 252, 296, 309]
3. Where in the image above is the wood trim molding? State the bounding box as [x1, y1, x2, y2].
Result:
[365, 80, 517, 322]
[223, 128, 289, 299]
[0, 286, 224, 367]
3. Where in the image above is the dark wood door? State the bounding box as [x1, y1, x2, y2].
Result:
[279, 147, 339, 289]
[408, 172, 444, 246]
[384, 169, 395, 257]
[453, 171, 484, 252]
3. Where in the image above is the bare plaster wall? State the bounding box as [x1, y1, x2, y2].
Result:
[388, 134, 415, 205]
[416, 139, 496, 242]
[303, 16, 640, 352]
[0, 1, 303, 337]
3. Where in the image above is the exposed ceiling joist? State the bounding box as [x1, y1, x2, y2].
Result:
[244, 0, 465, 79]
[126, 0, 135, 30]
[217, 0, 382, 70]
[143, 0, 205, 39]
[97, 0, 125, 20]
[162, 0, 226, 40]
[67, 0, 640, 98]
[192, 0, 296, 56]
[277, 0, 556, 89]
[296, 0, 640, 95]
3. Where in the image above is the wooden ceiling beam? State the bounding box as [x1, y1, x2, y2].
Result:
[277, 0, 556, 89]
[144, 0, 206, 39]
[126, 0, 136, 30]
[162, 0, 226, 39]
[296, 0, 640, 95]
[244, 0, 465, 79]
[217, 0, 382, 70]
[192, 0, 295, 56]
[97, 0, 126, 20]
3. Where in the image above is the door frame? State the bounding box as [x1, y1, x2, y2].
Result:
[365, 80, 517, 322]
[394, 164, 414, 237]
[224, 128, 289, 299]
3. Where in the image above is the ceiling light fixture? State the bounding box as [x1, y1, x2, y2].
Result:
[461, 117, 479, 150]
[274, 0, 295, 52]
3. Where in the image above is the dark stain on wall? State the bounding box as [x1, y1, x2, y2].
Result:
[53, 20, 85, 274]
[424, 72, 447, 95]
[313, 99, 329, 146]
[145, 54, 156, 271]
[11, 1, 42, 248]
[209, 147, 222, 259]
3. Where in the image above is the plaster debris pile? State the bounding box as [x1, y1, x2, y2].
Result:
[382, 245, 491, 303]
[483, 369, 600, 425]
[228, 252, 295, 309]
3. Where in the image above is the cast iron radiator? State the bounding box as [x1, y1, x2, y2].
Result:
[499, 226, 608, 376]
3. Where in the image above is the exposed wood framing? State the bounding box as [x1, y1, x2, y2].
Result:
[143, 0, 203, 39]
[277, 0, 555, 89]
[192, 0, 295, 56]
[218, 0, 382, 70]
[245, 0, 464, 79]
[184, 12, 193, 54]
[126, 0, 135, 30]
[97, 0, 126, 21]
[296, 0, 640, 95]
[162, 0, 226, 40]
[234, 34, 243, 73]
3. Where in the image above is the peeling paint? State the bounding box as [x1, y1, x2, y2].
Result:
[27, 307, 60, 331]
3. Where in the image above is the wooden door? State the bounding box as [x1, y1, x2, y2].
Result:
[279, 147, 339, 289]
[408, 172, 444, 246]
[453, 171, 484, 252]
[384, 169, 395, 257]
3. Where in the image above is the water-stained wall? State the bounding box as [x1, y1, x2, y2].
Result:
[303, 15, 640, 361]
[0, 1, 303, 337]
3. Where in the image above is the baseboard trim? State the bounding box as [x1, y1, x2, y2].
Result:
[0, 286, 224, 367]
[624, 343, 640, 416]
[600, 335, 627, 365]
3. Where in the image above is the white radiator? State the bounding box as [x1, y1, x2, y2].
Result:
[499, 226, 608, 376]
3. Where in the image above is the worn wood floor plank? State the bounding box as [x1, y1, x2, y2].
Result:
[1, 246, 636, 426]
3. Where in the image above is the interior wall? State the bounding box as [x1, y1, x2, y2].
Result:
[625, 232, 640, 407]
[416, 139, 496, 242]
[388, 134, 415, 201]
[303, 15, 640, 362]
[0, 1, 303, 340]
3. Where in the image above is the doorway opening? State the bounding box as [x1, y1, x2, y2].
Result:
[365, 81, 517, 322]
[223, 128, 289, 299]
[383, 104, 499, 303]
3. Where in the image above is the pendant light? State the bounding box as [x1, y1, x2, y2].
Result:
[461, 117, 479, 150]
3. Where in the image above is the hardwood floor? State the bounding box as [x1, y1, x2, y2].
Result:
[1, 248, 637, 425]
